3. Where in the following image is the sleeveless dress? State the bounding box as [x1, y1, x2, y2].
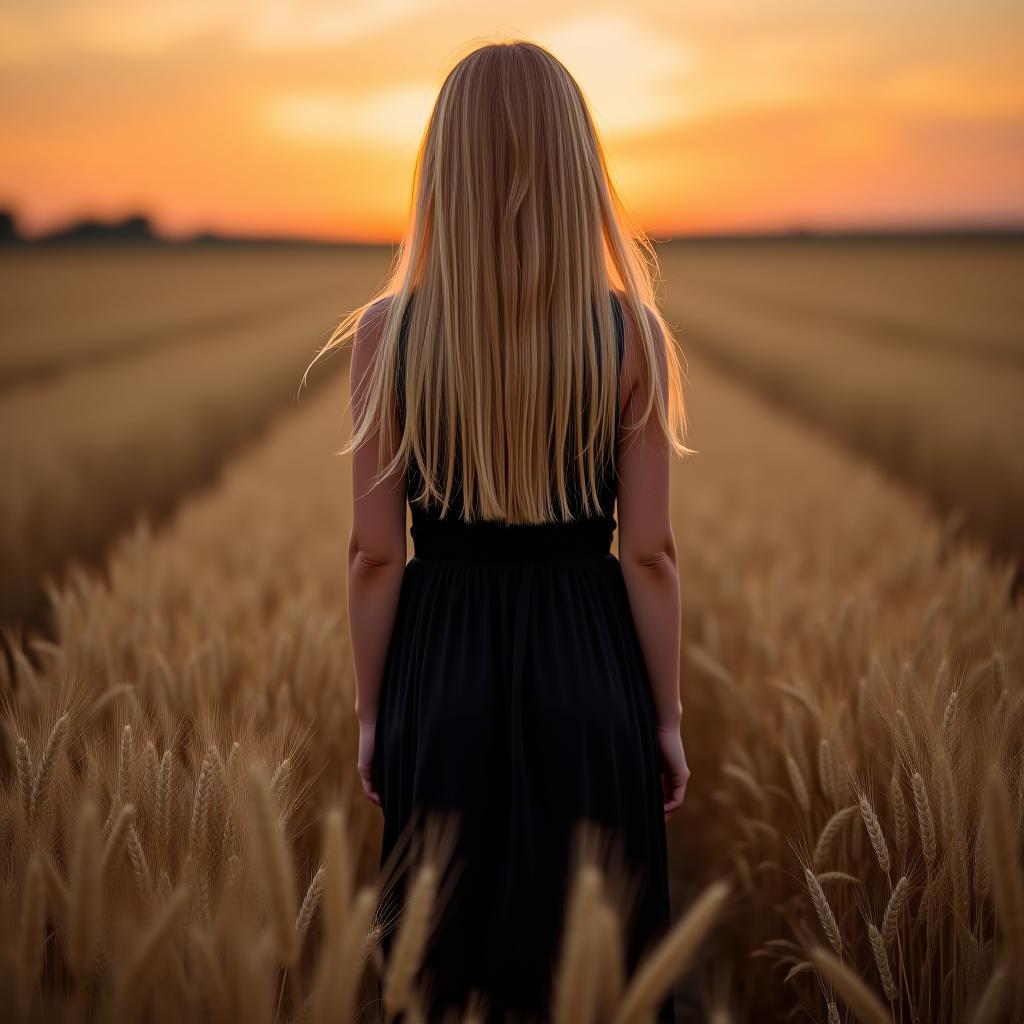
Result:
[372, 291, 676, 1023]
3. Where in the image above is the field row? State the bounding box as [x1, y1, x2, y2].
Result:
[0, 245, 388, 388]
[658, 240, 1024, 567]
[0, 246, 392, 629]
[2, 342, 1020, 1020]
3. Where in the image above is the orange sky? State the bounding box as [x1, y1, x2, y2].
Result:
[2, 1, 1023, 243]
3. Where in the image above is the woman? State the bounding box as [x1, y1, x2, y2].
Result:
[318, 38, 693, 1023]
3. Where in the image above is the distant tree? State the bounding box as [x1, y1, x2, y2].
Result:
[0, 209, 18, 244]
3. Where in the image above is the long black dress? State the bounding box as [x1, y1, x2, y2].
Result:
[373, 290, 675, 1023]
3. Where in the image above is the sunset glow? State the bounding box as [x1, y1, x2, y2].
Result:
[2, 0, 1022, 242]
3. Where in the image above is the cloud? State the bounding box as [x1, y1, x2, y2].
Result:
[537, 11, 697, 135]
[263, 82, 437, 150]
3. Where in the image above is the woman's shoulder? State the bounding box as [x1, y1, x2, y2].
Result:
[610, 289, 667, 411]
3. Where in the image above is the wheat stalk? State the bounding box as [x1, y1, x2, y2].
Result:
[323, 807, 354, 946]
[113, 887, 190, 1018]
[612, 880, 730, 1024]
[311, 885, 378, 1024]
[972, 816, 990, 899]
[969, 960, 1007, 1024]
[68, 801, 102, 985]
[983, 765, 1024, 979]
[19, 856, 45, 999]
[553, 862, 604, 1024]
[593, 897, 626, 1017]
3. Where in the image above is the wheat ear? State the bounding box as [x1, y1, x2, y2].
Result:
[187, 747, 219, 854]
[102, 803, 136, 875]
[813, 805, 857, 872]
[322, 807, 353, 947]
[819, 740, 839, 802]
[889, 770, 908, 853]
[868, 923, 897, 1002]
[911, 773, 936, 870]
[611, 880, 730, 1024]
[16, 737, 32, 820]
[552, 862, 604, 1024]
[246, 768, 299, 967]
[142, 741, 159, 825]
[29, 713, 69, 826]
[311, 886, 378, 1024]
[810, 946, 892, 1024]
[880, 876, 910, 946]
[116, 723, 133, 803]
[805, 870, 843, 956]
[382, 861, 439, 1017]
[127, 825, 153, 905]
[786, 756, 811, 814]
[859, 795, 891, 875]
[296, 865, 326, 944]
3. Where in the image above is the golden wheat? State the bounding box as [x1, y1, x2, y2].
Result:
[1, 250, 1021, 1022]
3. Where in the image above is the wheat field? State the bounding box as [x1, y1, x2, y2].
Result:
[1, 242, 1022, 1022]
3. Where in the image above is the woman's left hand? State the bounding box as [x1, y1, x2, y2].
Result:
[357, 718, 381, 807]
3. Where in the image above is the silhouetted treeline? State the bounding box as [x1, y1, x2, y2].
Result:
[0, 205, 1021, 247]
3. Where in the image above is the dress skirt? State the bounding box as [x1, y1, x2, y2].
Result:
[372, 520, 675, 1024]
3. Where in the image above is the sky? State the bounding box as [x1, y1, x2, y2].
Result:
[1, 0, 1022, 243]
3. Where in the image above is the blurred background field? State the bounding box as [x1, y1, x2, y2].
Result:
[2, 236, 1022, 1021]
[3, 237, 1021, 634]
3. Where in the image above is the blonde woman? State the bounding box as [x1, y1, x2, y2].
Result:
[313, 38, 693, 1023]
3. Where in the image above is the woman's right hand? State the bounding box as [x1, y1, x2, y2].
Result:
[656, 722, 690, 819]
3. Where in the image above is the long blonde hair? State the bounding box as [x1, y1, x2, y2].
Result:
[304, 37, 694, 524]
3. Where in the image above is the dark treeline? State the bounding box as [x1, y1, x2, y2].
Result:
[1, 206, 1022, 247]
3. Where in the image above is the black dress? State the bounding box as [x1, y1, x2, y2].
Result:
[373, 291, 675, 1023]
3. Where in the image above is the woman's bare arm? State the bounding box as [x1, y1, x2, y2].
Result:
[616, 301, 683, 731]
[348, 299, 408, 728]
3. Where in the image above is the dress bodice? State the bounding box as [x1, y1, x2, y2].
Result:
[396, 291, 625, 561]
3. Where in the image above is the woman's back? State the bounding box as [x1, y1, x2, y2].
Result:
[372, 286, 676, 1022]
[396, 288, 626, 560]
